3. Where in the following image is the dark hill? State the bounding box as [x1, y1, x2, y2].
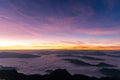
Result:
[0, 52, 40, 58]
[0, 69, 119, 80]
[96, 62, 116, 67]
[100, 68, 120, 79]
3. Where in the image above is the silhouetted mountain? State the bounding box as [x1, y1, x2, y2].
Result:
[96, 62, 116, 67]
[0, 52, 40, 58]
[63, 59, 93, 66]
[0, 69, 118, 80]
[81, 51, 106, 56]
[80, 56, 104, 61]
[91, 51, 106, 56]
[57, 54, 104, 61]
[57, 54, 77, 57]
[56, 50, 81, 55]
[108, 54, 120, 58]
[111, 51, 120, 55]
[0, 66, 16, 70]
[62, 58, 116, 67]
[45, 70, 53, 73]
[46, 69, 72, 80]
[100, 68, 120, 79]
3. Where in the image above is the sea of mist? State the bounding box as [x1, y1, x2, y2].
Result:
[0, 50, 120, 77]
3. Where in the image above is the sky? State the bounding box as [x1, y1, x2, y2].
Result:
[0, 0, 120, 50]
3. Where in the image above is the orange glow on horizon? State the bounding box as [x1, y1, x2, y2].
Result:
[0, 45, 119, 50]
[0, 40, 119, 50]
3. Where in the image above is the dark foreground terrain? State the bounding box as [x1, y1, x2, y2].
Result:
[0, 69, 119, 80]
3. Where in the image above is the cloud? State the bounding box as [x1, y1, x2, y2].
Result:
[59, 41, 85, 45]
[74, 28, 120, 35]
[0, 22, 42, 40]
[0, 0, 120, 50]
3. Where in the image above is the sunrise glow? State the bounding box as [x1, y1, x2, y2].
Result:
[0, 0, 120, 50]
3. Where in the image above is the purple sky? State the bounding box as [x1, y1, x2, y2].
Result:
[0, 0, 120, 49]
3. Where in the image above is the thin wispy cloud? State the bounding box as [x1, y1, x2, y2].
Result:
[0, 0, 120, 50]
